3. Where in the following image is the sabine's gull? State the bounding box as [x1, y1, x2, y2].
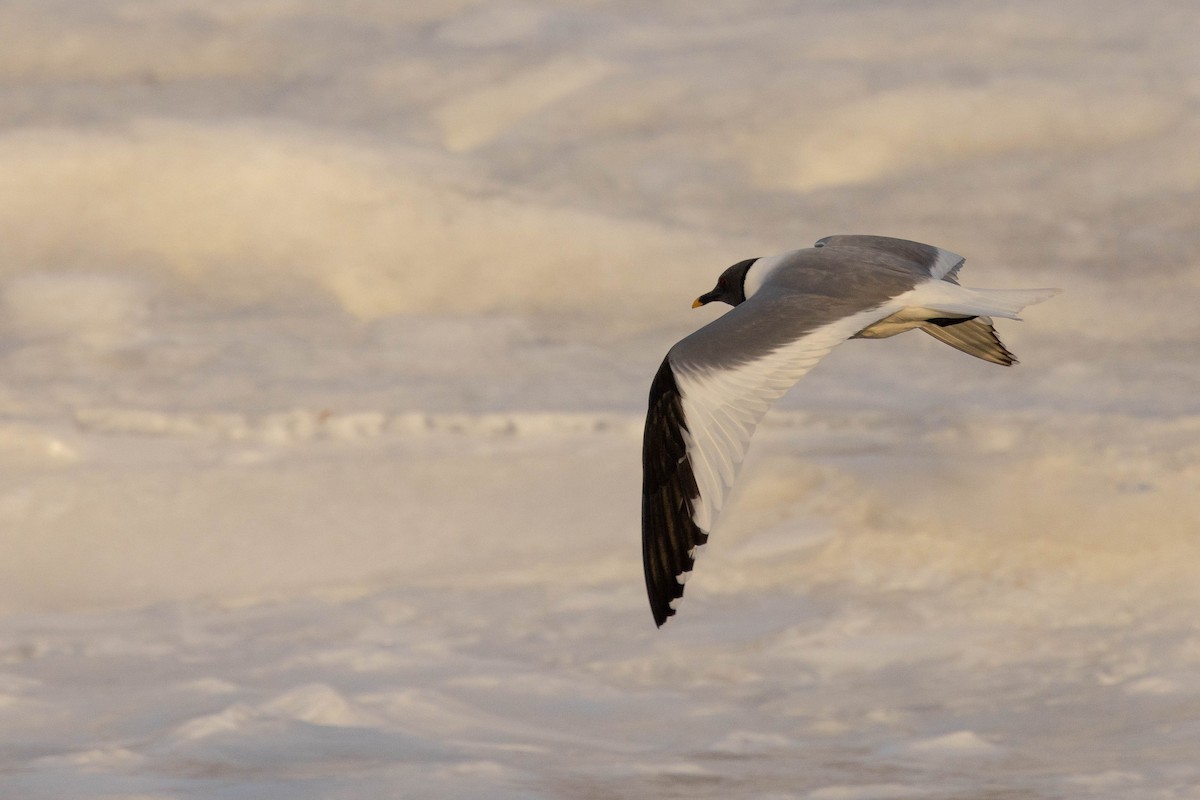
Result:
[642, 234, 1059, 627]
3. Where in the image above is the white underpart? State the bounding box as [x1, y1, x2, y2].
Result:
[673, 278, 1058, 536]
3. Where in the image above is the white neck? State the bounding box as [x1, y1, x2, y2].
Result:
[743, 252, 786, 299]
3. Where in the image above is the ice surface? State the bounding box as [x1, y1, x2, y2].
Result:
[1, 2, 1199, 798]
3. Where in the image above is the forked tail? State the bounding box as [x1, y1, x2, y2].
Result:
[921, 284, 1061, 320]
[916, 283, 1060, 366]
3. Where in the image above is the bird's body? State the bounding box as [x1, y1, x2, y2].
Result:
[642, 235, 1058, 627]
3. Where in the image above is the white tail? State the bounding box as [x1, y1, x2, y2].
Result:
[913, 283, 1061, 321]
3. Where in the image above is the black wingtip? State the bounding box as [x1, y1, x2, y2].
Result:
[642, 356, 707, 629]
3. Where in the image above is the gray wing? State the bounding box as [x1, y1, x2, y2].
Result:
[642, 280, 910, 626]
[815, 234, 965, 282]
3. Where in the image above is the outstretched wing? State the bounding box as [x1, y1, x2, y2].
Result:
[815, 234, 965, 282]
[921, 316, 1015, 365]
[641, 286, 904, 626]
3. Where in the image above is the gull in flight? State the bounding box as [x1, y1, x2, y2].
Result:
[641, 235, 1058, 626]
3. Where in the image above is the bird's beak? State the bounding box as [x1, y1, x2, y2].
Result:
[691, 297, 706, 308]
[692, 291, 717, 308]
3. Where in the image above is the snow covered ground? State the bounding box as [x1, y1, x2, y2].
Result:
[1, 1, 1199, 798]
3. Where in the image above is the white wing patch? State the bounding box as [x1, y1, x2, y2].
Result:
[671, 301, 900, 535]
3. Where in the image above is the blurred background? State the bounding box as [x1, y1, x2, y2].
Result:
[0, 2, 1198, 798]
